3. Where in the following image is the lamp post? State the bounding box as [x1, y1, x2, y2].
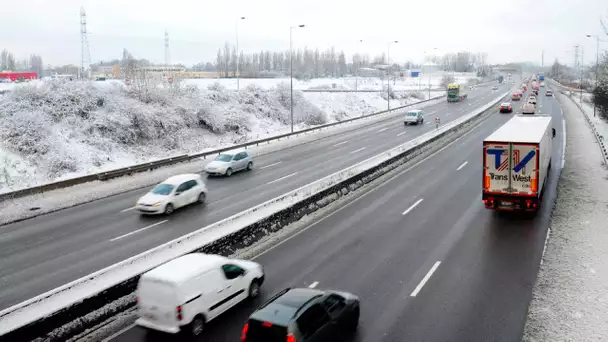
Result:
[236, 16, 245, 91]
[387, 40, 398, 111]
[290, 24, 305, 133]
[355, 39, 363, 91]
[424, 47, 438, 99]
[586, 34, 606, 117]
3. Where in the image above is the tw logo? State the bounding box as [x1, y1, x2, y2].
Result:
[487, 149, 535, 173]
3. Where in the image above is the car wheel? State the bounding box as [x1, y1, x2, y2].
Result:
[249, 280, 261, 299]
[197, 192, 206, 204]
[189, 315, 205, 337]
[247, 161, 253, 171]
[164, 203, 174, 215]
[225, 168, 233, 177]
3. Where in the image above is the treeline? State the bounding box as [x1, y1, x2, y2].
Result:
[1, 49, 44, 75]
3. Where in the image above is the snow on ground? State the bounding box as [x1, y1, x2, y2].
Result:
[523, 93, 608, 342]
[579, 93, 608, 148]
[180, 72, 479, 91]
[0, 78, 443, 194]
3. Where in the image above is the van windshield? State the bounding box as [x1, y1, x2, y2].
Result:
[138, 279, 177, 307]
[407, 112, 419, 116]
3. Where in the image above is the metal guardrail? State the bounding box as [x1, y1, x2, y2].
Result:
[0, 95, 445, 202]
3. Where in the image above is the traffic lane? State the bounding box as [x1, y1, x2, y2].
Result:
[0, 89, 504, 308]
[381, 95, 565, 342]
[110, 106, 504, 342]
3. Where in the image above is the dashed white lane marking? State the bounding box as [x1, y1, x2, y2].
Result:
[309, 281, 319, 288]
[456, 161, 468, 171]
[266, 172, 298, 185]
[332, 140, 349, 147]
[402, 198, 424, 215]
[425, 122, 431, 125]
[397, 131, 407, 137]
[260, 161, 282, 170]
[377, 127, 389, 132]
[350, 147, 366, 154]
[120, 206, 136, 213]
[410, 261, 442, 297]
[110, 220, 169, 242]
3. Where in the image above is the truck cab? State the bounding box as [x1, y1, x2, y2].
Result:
[447, 83, 468, 102]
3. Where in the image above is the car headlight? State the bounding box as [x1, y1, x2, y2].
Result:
[151, 202, 162, 207]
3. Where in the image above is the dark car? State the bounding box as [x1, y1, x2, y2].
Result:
[241, 288, 360, 342]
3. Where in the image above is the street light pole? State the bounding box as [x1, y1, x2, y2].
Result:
[290, 24, 305, 133]
[587, 34, 601, 117]
[356, 39, 363, 91]
[387, 40, 398, 111]
[236, 16, 245, 91]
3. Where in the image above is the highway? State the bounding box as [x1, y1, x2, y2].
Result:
[109, 83, 565, 342]
[0, 82, 505, 311]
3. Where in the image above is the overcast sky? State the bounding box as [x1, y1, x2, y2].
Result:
[1, 0, 607, 67]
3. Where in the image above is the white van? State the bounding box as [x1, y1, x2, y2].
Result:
[135, 253, 265, 337]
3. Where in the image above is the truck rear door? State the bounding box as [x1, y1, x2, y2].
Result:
[509, 143, 539, 197]
[483, 141, 510, 194]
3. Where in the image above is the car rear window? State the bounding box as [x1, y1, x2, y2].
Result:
[407, 112, 419, 116]
[245, 319, 288, 342]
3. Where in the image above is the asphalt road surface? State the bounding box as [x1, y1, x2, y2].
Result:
[109, 85, 564, 341]
[0, 82, 509, 310]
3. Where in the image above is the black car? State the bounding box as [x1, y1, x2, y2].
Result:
[241, 288, 360, 342]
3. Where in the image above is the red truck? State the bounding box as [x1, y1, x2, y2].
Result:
[0, 72, 38, 82]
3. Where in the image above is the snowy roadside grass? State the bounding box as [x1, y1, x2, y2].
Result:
[522, 94, 608, 342]
[0, 94, 444, 226]
[0, 79, 442, 194]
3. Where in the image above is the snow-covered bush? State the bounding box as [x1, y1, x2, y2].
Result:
[0, 78, 327, 186]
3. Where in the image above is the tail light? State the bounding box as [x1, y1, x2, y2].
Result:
[241, 323, 249, 341]
[287, 333, 296, 342]
[176, 306, 183, 321]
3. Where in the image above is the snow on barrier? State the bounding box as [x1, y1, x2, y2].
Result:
[0, 91, 510, 341]
[0, 95, 445, 202]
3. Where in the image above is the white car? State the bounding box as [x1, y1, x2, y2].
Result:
[527, 96, 537, 105]
[204, 150, 253, 176]
[492, 85, 499, 90]
[136, 174, 207, 215]
[404, 109, 424, 125]
[522, 103, 536, 114]
[136, 253, 265, 337]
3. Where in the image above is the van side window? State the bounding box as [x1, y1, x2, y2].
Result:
[221, 264, 244, 280]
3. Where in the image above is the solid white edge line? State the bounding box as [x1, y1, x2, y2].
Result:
[350, 147, 366, 154]
[540, 228, 551, 266]
[260, 161, 283, 170]
[456, 161, 468, 171]
[110, 220, 169, 242]
[561, 118, 566, 169]
[120, 206, 135, 213]
[308, 281, 319, 288]
[332, 140, 349, 147]
[410, 261, 441, 297]
[266, 172, 298, 185]
[402, 198, 424, 215]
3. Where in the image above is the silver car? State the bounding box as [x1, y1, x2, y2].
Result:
[404, 110, 424, 125]
[204, 150, 253, 176]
